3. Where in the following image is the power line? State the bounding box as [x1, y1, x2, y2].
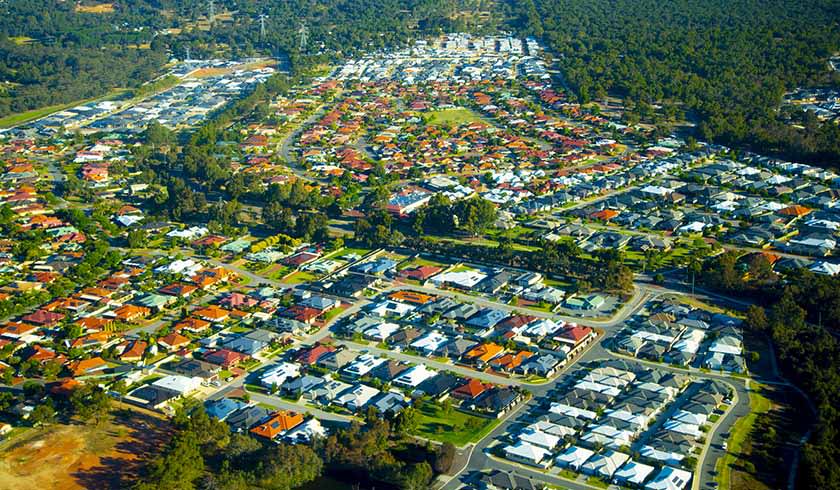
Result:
[259, 14, 268, 41]
[298, 22, 309, 51]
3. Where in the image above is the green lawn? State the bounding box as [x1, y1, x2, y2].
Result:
[0, 88, 127, 128]
[283, 270, 319, 284]
[427, 107, 484, 126]
[411, 401, 500, 446]
[716, 385, 772, 489]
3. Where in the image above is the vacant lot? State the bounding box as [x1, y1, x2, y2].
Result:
[0, 409, 169, 490]
[75, 3, 115, 13]
[427, 107, 484, 126]
[413, 401, 499, 446]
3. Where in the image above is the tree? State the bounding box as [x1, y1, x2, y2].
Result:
[29, 402, 56, 426]
[433, 442, 456, 474]
[254, 443, 323, 489]
[127, 229, 147, 249]
[401, 461, 433, 490]
[71, 382, 111, 423]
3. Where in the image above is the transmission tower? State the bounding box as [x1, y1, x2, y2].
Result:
[259, 14, 268, 41]
[298, 22, 309, 51]
[208, 0, 216, 26]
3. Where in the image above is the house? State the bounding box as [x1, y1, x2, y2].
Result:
[193, 305, 230, 323]
[296, 344, 336, 366]
[284, 418, 327, 444]
[281, 375, 326, 397]
[250, 411, 304, 441]
[227, 406, 270, 433]
[68, 357, 108, 376]
[111, 304, 151, 323]
[555, 445, 595, 471]
[452, 378, 490, 401]
[392, 364, 438, 388]
[478, 470, 538, 490]
[410, 331, 450, 356]
[335, 383, 381, 411]
[317, 349, 357, 370]
[399, 265, 443, 281]
[342, 354, 386, 378]
[158, 332, 191, 351]
[503, 441, 552, 469]
[204, 348, 250, 368]
[414, 372, 460, 399]
[260, 362, 301, 388]
[580, 450, 630, 480]
[464, 342, 505, 366]
[470, 387, 522, 417]
[644, 466, 692, 490]
[204, 398, 249, 421]
[613, 460, 656, 487]
[172, 358, 220, 380]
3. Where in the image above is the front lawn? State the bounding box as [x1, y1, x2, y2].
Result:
[411, 401, 499, 446]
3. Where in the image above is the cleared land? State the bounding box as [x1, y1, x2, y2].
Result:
[427, 107, 484, 126]
[0, 408, 169, 490]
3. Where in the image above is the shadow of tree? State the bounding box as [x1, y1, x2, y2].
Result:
[71, 410, 171, 490]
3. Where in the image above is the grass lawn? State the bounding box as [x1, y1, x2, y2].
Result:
[586, 476, 610, 489]
[321, 306, 347, 324]
[283, 270, 319, 284]
[716, 384, 772, 489]
[397, 256, 449, 271]
[412, 401, 500, 446]
[427, 107, 484, 126]
[0, 88, 127, 128]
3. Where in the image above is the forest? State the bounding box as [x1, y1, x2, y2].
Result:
[700, 253, 840, 489]
[507, 0, 840, 166]
[0, 0, 471, 120]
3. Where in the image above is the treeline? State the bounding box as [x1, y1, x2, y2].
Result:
[701, 252, 840, 488]
[134, 405, 448, 490]
[508, 0, 840, 166]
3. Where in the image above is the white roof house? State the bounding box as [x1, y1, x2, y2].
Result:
[410, 331, 450, 355]
[152, 375, 203, 394]
[284, 418, 326, 443]
[430, 269, 488, 289]
[580, 450, 630, 479]
[259, 362, 301, 388]
[335, 383, 380, 412]
[363, 322, 401, 340]
[614, 460, 656, 486]
[555, 445, 594, 470]
[343, 354, 386, 378]
[392, 364, 438, 388]
[370, 300, 416, 317]
[645, 466, 693, 490]
[640, 445, 684, 466]
[663, 420, 702, 438]
[519, 428, 561, 450]
[549, 402, 597, 420]
[503, 441, 552, 469]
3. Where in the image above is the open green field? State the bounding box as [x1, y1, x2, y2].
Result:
[427, 107, 484, 126]
[412, 401, 500, 446]
[283, 270, 319, 284]
[716, 385, 772, 489]
[0, 88, 127, 129]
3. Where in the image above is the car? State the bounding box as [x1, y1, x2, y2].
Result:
[722, 442, 728, 451]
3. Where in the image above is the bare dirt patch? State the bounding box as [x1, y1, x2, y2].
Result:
[75, 3, 116, 14]
[0, 408, 170, 490]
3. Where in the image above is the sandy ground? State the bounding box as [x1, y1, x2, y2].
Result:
[0, 408, 170, 490]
